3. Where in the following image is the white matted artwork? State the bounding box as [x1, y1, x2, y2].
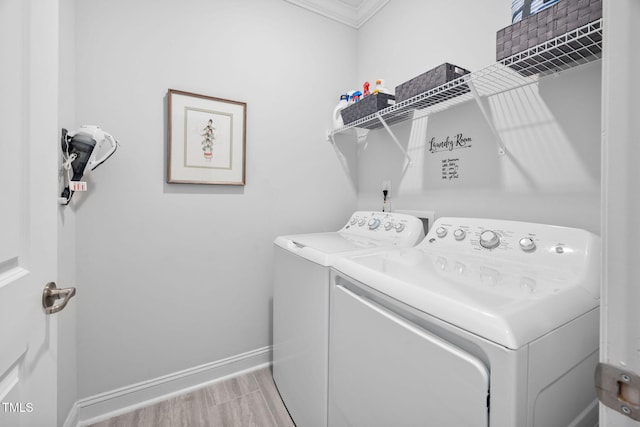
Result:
[168, 89, 246, 185]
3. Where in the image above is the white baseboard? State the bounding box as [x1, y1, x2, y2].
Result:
[75, 346, 272, 426]
[62, 402, 79, 427]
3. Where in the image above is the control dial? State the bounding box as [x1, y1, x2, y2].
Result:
[453, 229, 466, 241]
[358, 218, 366, 227]
[436, 227, 448, 238]
[395, 223, 405, 233]
[350, 217, 358, 225]
[519, 237, 536, 252]
[479, 230, 500, 249]
[384, 221, 393, 231]
[368, 218, 381, 230]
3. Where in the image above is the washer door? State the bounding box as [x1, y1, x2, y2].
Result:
[329, 284, 490, 427]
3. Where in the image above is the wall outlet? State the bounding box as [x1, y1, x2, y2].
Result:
[382, 180, 391, 212]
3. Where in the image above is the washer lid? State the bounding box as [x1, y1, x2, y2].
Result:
[333, 246, 600, 349]
[273, 211, 425, 267]
[274, 232, 386, 266]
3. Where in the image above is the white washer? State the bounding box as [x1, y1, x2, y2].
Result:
[272, 211, 425, 427]
[330, 217, 601, 427]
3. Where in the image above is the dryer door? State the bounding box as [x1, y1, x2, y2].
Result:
[329, 283, 490, 427]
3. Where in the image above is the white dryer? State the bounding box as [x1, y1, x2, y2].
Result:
[272, 211, 425, 427]
[330, 217, 601, 427]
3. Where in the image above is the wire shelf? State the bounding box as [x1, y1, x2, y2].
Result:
[331, 18, 603, 136]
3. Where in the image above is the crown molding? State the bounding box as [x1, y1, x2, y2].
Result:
[283, 0, 390, 29]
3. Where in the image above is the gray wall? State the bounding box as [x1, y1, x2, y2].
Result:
[64, 0, 602, 407]
[72, 0, 357, 398]
[353, 0, 601, 233]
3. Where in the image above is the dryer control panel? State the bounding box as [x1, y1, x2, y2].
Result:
[421, 217, 600, 271]
[409, 216, 602, 306]
[340, 211, 425, 247]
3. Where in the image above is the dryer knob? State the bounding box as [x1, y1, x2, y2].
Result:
[384, 221, 394, 231]
[453, 229, 466, 241]
[368, 218, 381, 230]
[479, 230, 500, 249]
[350, 217, 358, 225]
[358, 218, 366, 227]
[519, 237, 536, 252]
[436, 227, 448, 238]
[395, 223, 405, 233]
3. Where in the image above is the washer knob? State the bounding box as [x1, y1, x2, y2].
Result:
[519, 237, 536, 252]
[358, 218, 366, 227]
[436, 227, 448, 238]
[368, 218, 381, 230]
[479, 230, 500, 249]
[350, 217, 358, 225]
[395, 223, 405, 233]
[453, 229, 466, 241]
[384, 221, 393, 231]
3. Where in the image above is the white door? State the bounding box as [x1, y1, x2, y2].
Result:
[0, 0, 61, 426]
[599, 0, 640, 426]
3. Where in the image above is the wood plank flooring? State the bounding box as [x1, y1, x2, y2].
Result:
[88, 367, 296, 427]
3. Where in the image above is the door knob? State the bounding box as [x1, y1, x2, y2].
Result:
[42, 282, 76, 314]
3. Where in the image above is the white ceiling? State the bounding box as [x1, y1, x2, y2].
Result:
[283, 0, 390, 28]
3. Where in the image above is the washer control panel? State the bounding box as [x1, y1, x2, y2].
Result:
[341, 211, 425, 246]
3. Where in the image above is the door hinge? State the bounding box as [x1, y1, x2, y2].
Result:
[595, 363, 640, 421]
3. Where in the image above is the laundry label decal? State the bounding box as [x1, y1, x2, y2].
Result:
[442, 159, 460, 180]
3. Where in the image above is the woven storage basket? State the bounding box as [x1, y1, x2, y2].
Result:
[340, 93, 395, 127]
[512, 0, 562, 23]
[394, 63, 470, 104]
[497, 0, 602, 75]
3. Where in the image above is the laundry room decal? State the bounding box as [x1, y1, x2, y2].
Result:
[428, 133, 473, 154]
[418, 101, 501, 190]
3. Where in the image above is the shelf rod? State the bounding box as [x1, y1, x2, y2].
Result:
[376, 112, 412, 164]
[467, 80, 507, 156]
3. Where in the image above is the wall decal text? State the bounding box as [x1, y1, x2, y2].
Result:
[442, 158, 460, 180]
[429, 133, 472, 153]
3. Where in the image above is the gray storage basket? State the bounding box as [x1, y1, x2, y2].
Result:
[394, 63, 470, 104]
[497, 0, 602, 75]
[340, 93, 396, 127]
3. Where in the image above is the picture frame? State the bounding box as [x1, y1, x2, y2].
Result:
[167, 89, 246, 185]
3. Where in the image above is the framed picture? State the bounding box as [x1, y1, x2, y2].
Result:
[167, 89, 246, 185]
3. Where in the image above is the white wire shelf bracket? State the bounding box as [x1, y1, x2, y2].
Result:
[375, 113, 412, 164]
[328, 18, 603, 154]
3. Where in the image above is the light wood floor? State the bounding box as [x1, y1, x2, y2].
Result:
[88, 367, 296, 427]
